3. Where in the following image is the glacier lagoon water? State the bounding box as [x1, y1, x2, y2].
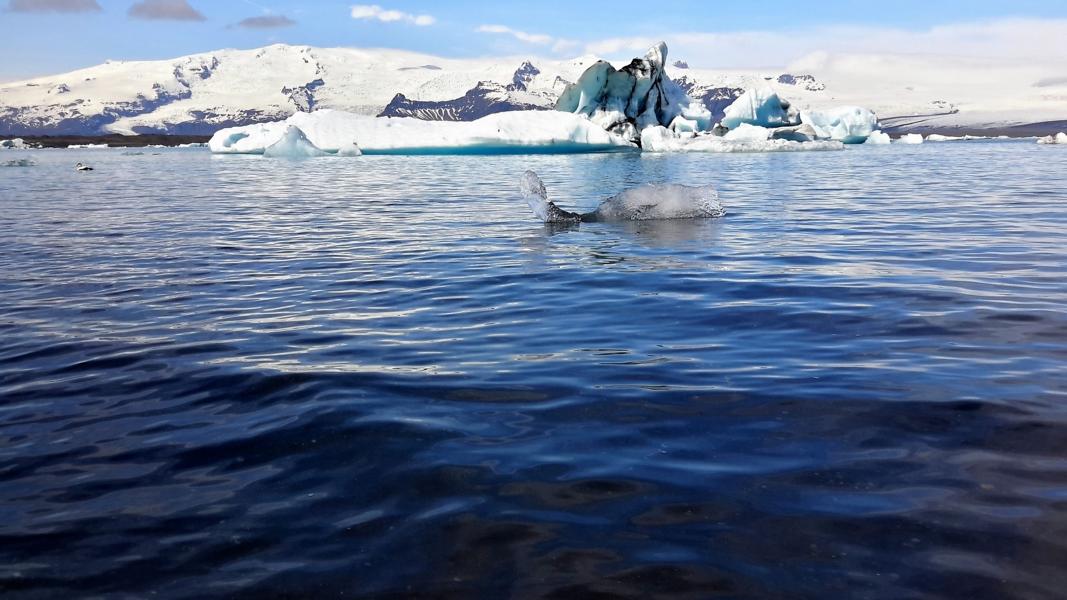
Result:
[1, 142, 1066, 599]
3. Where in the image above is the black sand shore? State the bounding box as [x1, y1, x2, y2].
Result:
[8, 134, 212, 149]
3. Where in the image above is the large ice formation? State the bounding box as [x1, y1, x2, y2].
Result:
[800, 107, 878, 144]
[520, 170, 724, 223]
[720, 89, 800, 130]
[639, 126, 843, 153]
[897, 133, 925, 145]
[1037, 132, 1067, 145]
[210, 109, 635, 155]
[865, 130, 892, 145]
[554, 42, 712, 143]
[1, 138, 26, 149]
[262, 125, 328, 158]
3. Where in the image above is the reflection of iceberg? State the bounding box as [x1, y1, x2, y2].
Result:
[210, 110, 635, 155]
[263, 125, 327, 158]
[520, 170, 724, 223]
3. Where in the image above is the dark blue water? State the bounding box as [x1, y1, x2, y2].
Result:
[2, 142, 1066, 599]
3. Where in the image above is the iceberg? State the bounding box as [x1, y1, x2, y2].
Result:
[723, 123, 772, 142]
[864, 130, 892, 145]
[1037, 132, 1067, 145]
[640, 126, 843, 153]
[520, 170, 724, 223]
[720, 89, 800, 130]
[67, 143, 109, 149]
[263, 125, 328, 158]
[897, 133, 925, 145]
[555, 42, 712, 142]
[210, 109, 635, 155]
[337, 142, 363, 157]
[1, 138, 26, 149]
[800, 107, 878, 144]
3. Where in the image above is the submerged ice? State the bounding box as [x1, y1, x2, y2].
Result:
[520, 170, 724, 223]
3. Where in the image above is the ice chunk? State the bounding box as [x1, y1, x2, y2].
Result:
[640, 126, 843, 153]
[800, 107, 878, 144]
[520, 170, 724, 223]
[1, 138, 26, 149]
[721, 89, 800, 130]
[337, 142, 363, 157]
[67, 143, 108, 149]
[865, 130, 892, 145]
[723, 124, 771, 142]
[771, 124, 818, 143]
[210, 110, 635, 155]
[263, 125, 327, 158]
[555, 42, 712, 142]
[897, 133, 925, 145]
[1037, 132, 1067, 145]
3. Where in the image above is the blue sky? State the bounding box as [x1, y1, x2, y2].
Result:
[2, 0, 1066, 81]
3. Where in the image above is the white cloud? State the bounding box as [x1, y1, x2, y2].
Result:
[350, 4, 434, 26]
[477, 24, 552, 46]
[581, 19, 1067, 69]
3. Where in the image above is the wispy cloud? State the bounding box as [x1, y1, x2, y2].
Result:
[235, 14, 295, 29]
[350, 4, 434, 26]
[581, 19, 1067, 68]
[128, 0, 205, 22]
[6, 0, 101, 12]
[476, 24, 552, 46]
[476, 24, 578, 55]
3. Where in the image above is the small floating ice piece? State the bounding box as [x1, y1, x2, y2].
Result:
[337, 142, 363, 157]
[262, 125, 327, 158]
[801, 107, 878, 144]
[865, 130, 892, 145]
[1037, 132, 1067, 145]
[897, 133, 925, 145]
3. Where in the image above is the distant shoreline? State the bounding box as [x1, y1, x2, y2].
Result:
[6, 134, 211, 149]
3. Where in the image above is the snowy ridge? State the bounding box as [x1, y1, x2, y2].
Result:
[2, 43, 1065, 135]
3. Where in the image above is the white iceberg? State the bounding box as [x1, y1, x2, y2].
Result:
[722, 123, 772, 142]
[720, 89, 800, 130]
[337, 142, 363, 157]
[800, 107, 878, 144]
[520, 170, 724, 223]
[864, 130, 892, 145]
[1, 138, 27, 149]
[210, 109, 635, 155]
[640, 126, 843, 153]
[555, 42, 712, 142]
[67, 143, 109, 149]
[896, 133, 925, 145]
[1037, 132, 1067, 145]
[263, 125, 328, 158]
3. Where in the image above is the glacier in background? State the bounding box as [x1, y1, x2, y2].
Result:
[209, 42, 883, 156]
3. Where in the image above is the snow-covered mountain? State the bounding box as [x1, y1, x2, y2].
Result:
[2, 43, 1064, 136]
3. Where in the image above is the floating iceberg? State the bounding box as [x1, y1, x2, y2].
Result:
[721, 89, 800, 130]
[640, 126, 843, 153]
[555, 42, 712, 142]
[337, 142, 363, 157]
[263, 125, 328, 158]
[865, 130, 892, 145]
[801, 107, 878, 144]
[520, 170, 724, 223]
[1, 138, 27, 149]
[1037, 132, 1067, 145]
[210, 109, 635, 155]
[723, 123, 772, 142]
[897, 133, 925, 145]
[67, 143, 109, 149]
